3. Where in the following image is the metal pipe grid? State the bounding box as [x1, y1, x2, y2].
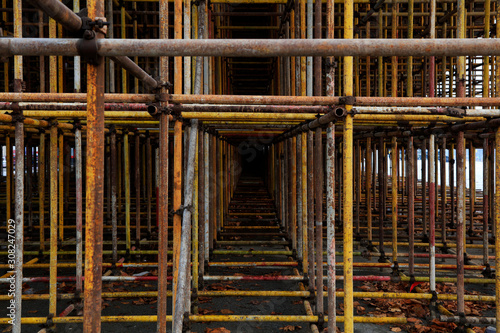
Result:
[1, 0, 500, 332]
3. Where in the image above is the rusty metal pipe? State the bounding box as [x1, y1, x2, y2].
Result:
[326, 122, 336, 333]
[378, 138, 385, 258]
[408, 137, 415, 275]
[27, 0, 82, 32]
[48, 125, 58, 319]
[135, 133, 141, 247]
[275, 107, 346, 142]
[314, 127, 323, 314]
[456, 131, 465, 315]
[109, 56, 159, 90]
[13, 115, 24, 332]
[75, 126, 83, 292]
[173, 120, 198, 333]
[4, 38, 500, 58]
[110, 130, 118, 263]
[83, 0, 105, 330]
[483, 138, 489, 265]
[440, 138, 447, 245]
[5, 93, 500, 107]
[157, 111, 169, 332]
[307, 131, 315, 293]
[25, 0, 158, 91]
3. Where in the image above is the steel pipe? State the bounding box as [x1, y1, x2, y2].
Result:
[2, 38, 500, 57]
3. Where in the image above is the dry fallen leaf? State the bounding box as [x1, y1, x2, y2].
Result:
[205, 328, 230, 333]
[220, 309, 234, 314]
[390, 327, 402, 332]
[280, 325, 301, 331]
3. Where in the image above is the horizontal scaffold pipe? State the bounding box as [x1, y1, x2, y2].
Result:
[0, 113, 74, 129]
[3, 93, 500, 107]
[0, 102, 337, 113]
[0, 291, 493, 302]
[0, 315, 406, 324]
[2, 111, 484, 123]
[2, 38, 500, 57]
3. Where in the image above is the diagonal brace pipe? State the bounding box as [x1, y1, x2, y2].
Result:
[28, 0, 158, 90]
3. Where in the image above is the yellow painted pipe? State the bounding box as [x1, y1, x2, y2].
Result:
[0, 290, 494, 302]
[49, 125, 58, 317]
[58, 133, 64, 241]
[39, 132, 45, 251]
[182, 112, 317, 120]
[124, 133, 131, 250]
[0, 314, 404, 325]
[343, 0, 354, 328]
[353, 114, 484, 122]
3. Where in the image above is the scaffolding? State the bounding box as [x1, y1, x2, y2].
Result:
[1, 0, 500, 332]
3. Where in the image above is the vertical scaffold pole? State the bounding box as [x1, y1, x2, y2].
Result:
[483, 138, 489, 265]
[429, 134, 437, 318]
[344, 0, 354, 328]
[75, 125, 83, 293]
[408, 137, 415, 275]
[124, 132, 131, 251]
[12, 0, 23, 330]
[297, 134, 303, 263]
[326, 122, 336, 332]
[173, 120, 198, 333]
[157, 0, 169, 327]
[111, 130, 118, 263]
[301, 132, 308, 274]
[456, 131, 465, 315]
[83, 0, 106, 329]
[39, 133, 46, 252]
[391, 137, 398, 263]
[135, 133, 141, 248]
[314, 127, 323, 314]
[172, 119, 183, 319]
[307, 130, 315, 292]
[13, 115, 24, 333]
[49, 124, 58, 321]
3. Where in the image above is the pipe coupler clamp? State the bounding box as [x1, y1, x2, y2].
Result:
[481, 263, 493, 278]
[73, 120, 83, 131]
[10, 110, 25, 123]
[446, 107, 465, 118]
[182, 312, 191, 333]
[45, 313, 55, 331]
[77, 29, 101, 65]
[391, 261, 400, 276]
[378, 251, 387, 263]
[430, 290, 438, 303]
[49, 120, 59, 128]
[440, 241, 449, 254]
[157, 81, 173, 91]
[324, 58, 338, 70]
[348, 107, 359, 116]
[171, 112, 184, 123]
[77, 16, 108, 65]
[317, 312, 325, 330]
[170, 205, 193, 216]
